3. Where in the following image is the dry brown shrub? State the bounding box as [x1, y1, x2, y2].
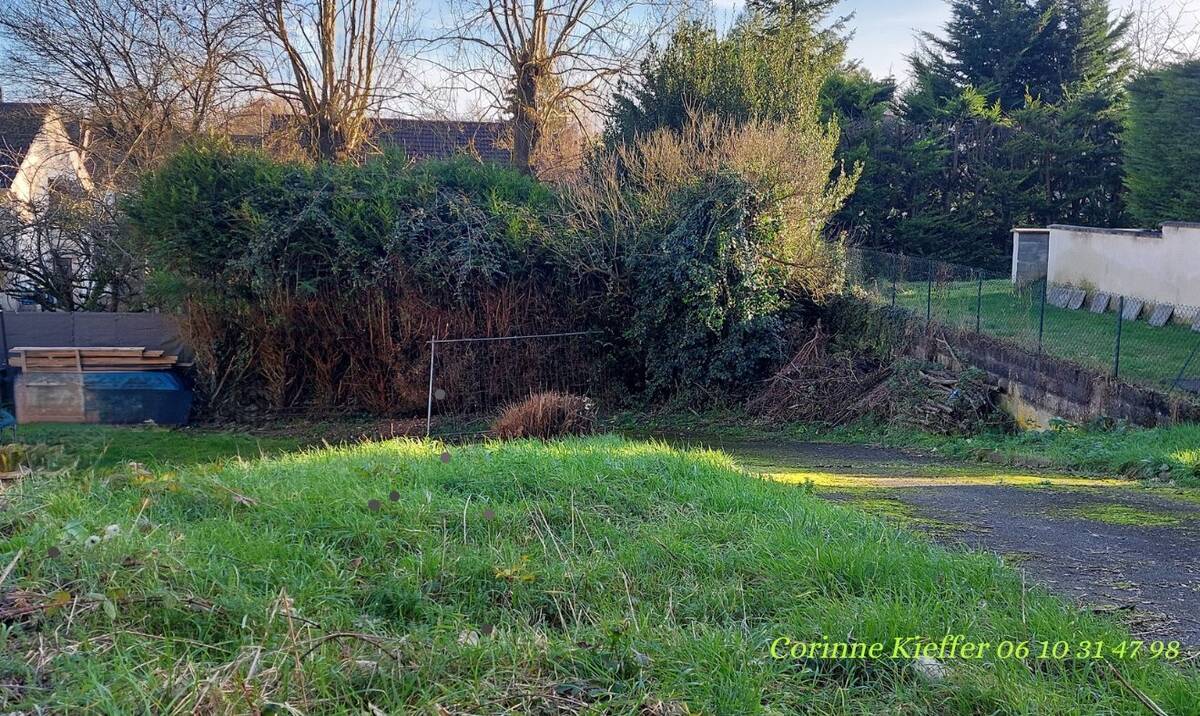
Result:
[748, 324, 888, 424]
[559, 112, 858, 299]
[491, 391, 596, 440]
[182, 278, 589, 419]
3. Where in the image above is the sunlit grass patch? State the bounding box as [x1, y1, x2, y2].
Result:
[763, 468, 1128, 489]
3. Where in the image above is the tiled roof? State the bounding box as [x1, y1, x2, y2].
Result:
[370, 118, 511, 165]
[0, 102, 52, 188]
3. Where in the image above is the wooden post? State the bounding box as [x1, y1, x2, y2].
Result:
[1037, 278, 1047, 354]
[975, 271, 983, 333]
[925, 261, 934, 330]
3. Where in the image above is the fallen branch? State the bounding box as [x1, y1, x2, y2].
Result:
[1106, 660, 1170, 716]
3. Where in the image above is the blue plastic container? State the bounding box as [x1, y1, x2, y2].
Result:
[83, 371, 192, 425]
[14, 370, 192, 425]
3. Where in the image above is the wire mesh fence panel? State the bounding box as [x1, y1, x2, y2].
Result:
[979, 273, 1044, 356]
[425, 331, 601, 438]
[845, 248, 899, 305]
[1115, 301, 1200, 394]
[845, 246, 1200, 402]
[1031, 285, 1122, 377]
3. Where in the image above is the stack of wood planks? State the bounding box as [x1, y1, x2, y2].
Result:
[8, 347, 179, 373]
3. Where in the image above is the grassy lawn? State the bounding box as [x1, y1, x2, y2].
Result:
[887, 279, 1200, 389]
[809, 420, 1200, 483]
[14, 424, 302, 472]
[0, 426, 1197, 712]
[619, 409, 1200, 484]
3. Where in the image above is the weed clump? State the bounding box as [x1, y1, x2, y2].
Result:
[491, 391, 596, 439]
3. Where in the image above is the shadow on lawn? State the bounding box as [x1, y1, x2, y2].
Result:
[16, 424, 305, 472]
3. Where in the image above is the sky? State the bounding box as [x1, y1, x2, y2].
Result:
[710, 0, 951, 79]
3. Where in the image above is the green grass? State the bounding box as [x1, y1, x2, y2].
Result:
[1058, 504, 1184, 527]
[1, 427, 1198, 713]
[812, 419, 1200, 483]
[617, 410, 1200, 484]
[15, 424, 301, 472]
[891, 279, 1200, 389]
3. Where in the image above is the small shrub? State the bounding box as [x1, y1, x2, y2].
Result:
[491, 392, 596, 440]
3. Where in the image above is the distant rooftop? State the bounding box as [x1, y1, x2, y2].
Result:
[266, 115, 512, 165]
[371, 118, 510, 165]
[0, 102, 52, 187]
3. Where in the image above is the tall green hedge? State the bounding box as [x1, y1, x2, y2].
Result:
[1126, 60, 1200, 227]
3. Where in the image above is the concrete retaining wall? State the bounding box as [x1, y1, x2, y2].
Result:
[912, 326, 1200, 428]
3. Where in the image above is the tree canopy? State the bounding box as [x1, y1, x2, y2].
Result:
[1125, 60, 1200, 226]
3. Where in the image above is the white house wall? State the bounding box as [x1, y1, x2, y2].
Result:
[2, 111, 93, 311]
[7, 113, 91, 206]
[1046, 223, 1200, 309]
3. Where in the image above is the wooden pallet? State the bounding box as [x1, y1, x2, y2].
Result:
[8, 347, 179, 372]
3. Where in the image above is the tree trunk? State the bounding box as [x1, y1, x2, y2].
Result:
[511, 55, 542, 174]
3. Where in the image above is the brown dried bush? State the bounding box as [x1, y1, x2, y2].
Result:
[181, 280, 593, 419]
[491, 392, 596, 440]
[750, 324, 1005, 435]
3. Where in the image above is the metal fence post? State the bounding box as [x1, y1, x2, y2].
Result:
[974, 271, 983, 333]
[425, 336, 437, 438]
[1037, 277, 1048, 354]
[1171, 339, 1200, 393]
[891, 253, 899, 308]
[1113, 296, 1124, 379]
[925, 260, 934, 330]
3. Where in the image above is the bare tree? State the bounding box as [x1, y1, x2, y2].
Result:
[439, 0, 682, 174]
[0, 0, 257, 183]
[0, 185, 141, 311]
[1126, 0, 1200, 72]
[243, 0, 417, 161]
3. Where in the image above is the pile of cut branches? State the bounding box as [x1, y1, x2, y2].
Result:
[846, 359, 1005, 435]
[750, 328, 1005, 435]
[748, 324, 889, 424]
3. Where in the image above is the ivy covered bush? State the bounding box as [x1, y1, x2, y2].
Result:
[126, 113, 854, 414]
[127, 141, 557, 304]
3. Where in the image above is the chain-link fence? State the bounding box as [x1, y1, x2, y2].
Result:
[847, 247, 1200, 396]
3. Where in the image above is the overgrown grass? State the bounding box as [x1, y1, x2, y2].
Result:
[0, 428, 1197, 713]
[15, 424, 301, 472]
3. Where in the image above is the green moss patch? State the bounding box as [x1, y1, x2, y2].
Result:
[1058, 503, 1184, 527]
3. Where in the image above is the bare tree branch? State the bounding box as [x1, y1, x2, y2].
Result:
[435, 0, 686, 174]
[1126, 0, 1200, 72]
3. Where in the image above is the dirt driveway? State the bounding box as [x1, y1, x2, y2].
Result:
[652, 433, 1200, 647]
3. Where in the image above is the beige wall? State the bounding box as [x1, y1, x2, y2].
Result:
[1047, 223, 1200, 309]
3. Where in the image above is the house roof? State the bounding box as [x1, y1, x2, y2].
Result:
[370, 118, 511, 164]
[268, 115, 511, 164]
[0, 102, 52, 188]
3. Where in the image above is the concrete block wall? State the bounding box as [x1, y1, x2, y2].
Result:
[915, 326, 1200, 428]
